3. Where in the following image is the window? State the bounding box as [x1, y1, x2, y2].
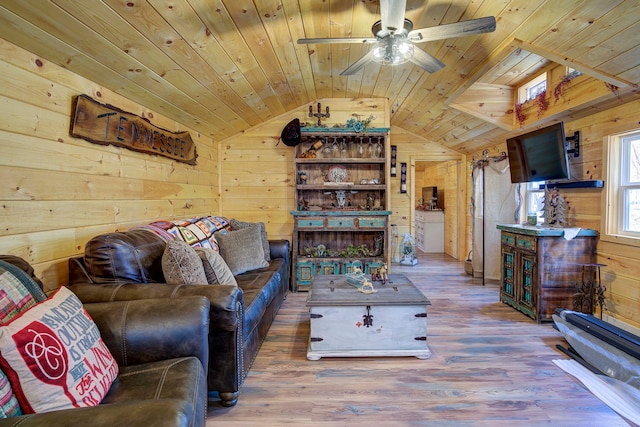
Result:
[603, 129, 640, 244]
[526, 181, 545, 223]
[567, 67, 582, 78]
[621, 134, 640, 233]
[518, 73, 547, 104]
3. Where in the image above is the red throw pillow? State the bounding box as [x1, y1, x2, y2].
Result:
[0, 287, 118, 414]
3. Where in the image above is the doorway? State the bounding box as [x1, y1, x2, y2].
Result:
[411, 154, 466, 260]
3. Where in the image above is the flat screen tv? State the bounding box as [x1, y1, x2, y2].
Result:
[506, 122, 571, 183]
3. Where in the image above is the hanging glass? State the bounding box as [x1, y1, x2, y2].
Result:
[321, 136, 331, 158]
[367, 137, 375, 158]
[331, 137, 339, 158]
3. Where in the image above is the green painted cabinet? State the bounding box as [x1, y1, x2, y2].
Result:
[498, 225, 598, 323]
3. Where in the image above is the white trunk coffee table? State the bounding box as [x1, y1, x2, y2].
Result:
[306, 274, 431, 360]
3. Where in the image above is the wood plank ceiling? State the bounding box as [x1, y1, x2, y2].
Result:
[0, 0, 638, 154]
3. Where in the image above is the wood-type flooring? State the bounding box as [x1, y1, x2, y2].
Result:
[207, 252, 631, 426]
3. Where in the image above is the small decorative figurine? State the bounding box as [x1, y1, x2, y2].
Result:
[371, 263, 388, 285]
[359, 278, 377, 294]
[331, 190, 349, 209]
[542, 187, 569, 227]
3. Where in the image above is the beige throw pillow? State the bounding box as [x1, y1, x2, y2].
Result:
[230, 219, 270, 262]
[195, 248, 237, 286]
[161, 240, 208, 285]
[216, 225, 269, 275]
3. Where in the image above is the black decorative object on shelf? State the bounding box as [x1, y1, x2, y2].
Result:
[391, 145, 397, 177]
[400, 162, 407, 193]
[309, 103, 330, 127]
[566, 131, 580, 157]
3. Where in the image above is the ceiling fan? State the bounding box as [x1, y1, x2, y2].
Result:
[297, 0, 496, 76]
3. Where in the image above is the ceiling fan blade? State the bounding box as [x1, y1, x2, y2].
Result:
[408, 48, 446, 74]
[340, 50, 375, 76]
[380, 0, 407, 35]
[408, 16, 496, 43]
[297, 37, 377, 45]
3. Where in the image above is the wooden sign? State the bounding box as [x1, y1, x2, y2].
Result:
[70, 95, 197, 165]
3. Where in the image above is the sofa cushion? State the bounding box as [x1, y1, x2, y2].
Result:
[0, 287, 118, 414]
[216, 226, 269, 275]
[84, 229, 167, 284]
[102, 357, 205, 422]
[230, 219, 270, 262]
[194, 248, 237, 286]
[162, 241, 208, 285]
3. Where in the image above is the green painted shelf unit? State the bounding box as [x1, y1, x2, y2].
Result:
[291, 128, 391, 292]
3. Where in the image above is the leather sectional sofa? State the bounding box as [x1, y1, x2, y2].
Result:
[0, 255, 210, 427]
[67, 219, 290, 407]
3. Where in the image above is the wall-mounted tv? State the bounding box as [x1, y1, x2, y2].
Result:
[506, 122, 571, 183]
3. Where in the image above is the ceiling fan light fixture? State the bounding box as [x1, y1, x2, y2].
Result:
[372, 39, 414, 65]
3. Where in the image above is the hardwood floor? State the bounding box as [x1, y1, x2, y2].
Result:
[207, 253, 629, 426]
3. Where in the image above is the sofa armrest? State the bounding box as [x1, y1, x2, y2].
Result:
[84, 296, 209, 370]
[69, 282, 243, 332]
[0, 399, 198, 427]
[269, 239, 290, 262]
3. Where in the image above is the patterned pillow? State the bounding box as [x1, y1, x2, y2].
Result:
[0, 287, 118, 414]
[195, 248, 237, 286]
[0, 371, 21, 418]
[230, 219, 270, 262]
[161, 240, 208, 285]
[0, 261, 46, 324]
[0, 260, 48, 418]
[216, 225, 269, 275]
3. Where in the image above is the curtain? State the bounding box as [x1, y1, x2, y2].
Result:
[472, 157, 520, 282]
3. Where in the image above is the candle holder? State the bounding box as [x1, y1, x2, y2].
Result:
[309, 103, 330, 127]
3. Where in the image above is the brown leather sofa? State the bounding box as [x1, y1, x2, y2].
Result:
[67, 228, 290, 407]
[0, 255, 210, 427]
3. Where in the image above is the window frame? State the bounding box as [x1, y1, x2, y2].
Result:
[518, 72, 547, 104]
[602, 128, 640, 246]
[525, 181, 545, 224]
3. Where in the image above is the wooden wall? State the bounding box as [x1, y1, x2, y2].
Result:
[0, 39, 218, 291]
[217, 98, 390, 242]
[469, 99, 640, 329]
[217, 99, 468, 260]
[569, 99, 640, 329]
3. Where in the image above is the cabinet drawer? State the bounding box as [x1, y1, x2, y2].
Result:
[297, 218, 324, 228]
[501, 232, 515, 246]
[516, 235, 536, 251]
[358, 217, 386, 228]
[318, 260, 340, 275]
[327, 218, 355, 228]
